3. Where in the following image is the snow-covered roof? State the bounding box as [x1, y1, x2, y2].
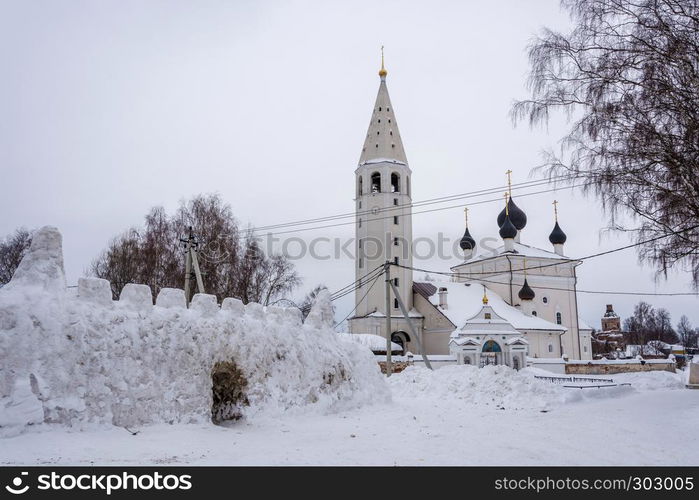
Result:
[363, 308, 423, 318]
[416, 280, 566, 332]
[339, 333, 402, 352]
[454, 241, 574, 266]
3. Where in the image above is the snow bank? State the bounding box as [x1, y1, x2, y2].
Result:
[389, 365, 579, 410]
[0, 227, 388, 437]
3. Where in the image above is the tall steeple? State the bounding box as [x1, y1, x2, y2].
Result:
[358, 48, 408, 166]
[349, 50, 414, 342]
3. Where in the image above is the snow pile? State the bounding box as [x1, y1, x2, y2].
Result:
[388, 365, 580, 410]
[611, 370, 685, 391]
[0, 227, 388, 437]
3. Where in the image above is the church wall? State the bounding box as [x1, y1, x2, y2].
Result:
[523, 330, 563, 358]
[453, 253, 591, 360]
[413, 291, 454, 355]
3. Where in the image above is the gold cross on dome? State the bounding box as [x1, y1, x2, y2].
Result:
[553, 199, 559, 221]
[505, 169, 513, 195]
[464, 206, 469, 224]
[504, 192, 510, 216]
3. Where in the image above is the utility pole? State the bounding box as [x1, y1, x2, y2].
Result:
[384, 261, 392, 377]
[181, 226, 206, 307]
[389, 277, 433, 370]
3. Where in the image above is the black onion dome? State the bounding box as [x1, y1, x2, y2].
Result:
[497, 198, 527, 230]
[499, 215, 517, 240]
[549, 221, 567, 245]
[459, 227, 476, 251]
[518, 279, 536, 301]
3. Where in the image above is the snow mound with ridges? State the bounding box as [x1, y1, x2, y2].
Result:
[389, 365, 579, 410]
[0, 227, 389, 436]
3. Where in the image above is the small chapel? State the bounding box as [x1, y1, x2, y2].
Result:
[347, 56, 593, 367]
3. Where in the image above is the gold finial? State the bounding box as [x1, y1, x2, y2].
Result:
[379, 46, 387, 77]
[523, 257, 528, 277]
[553, 200, 559, 222]
[482, 286, 489, 305]
[504, 192, 510, 216]
[464, 206, 469, 225]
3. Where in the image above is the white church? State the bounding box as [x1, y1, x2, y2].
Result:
[347, 58, 593, 367]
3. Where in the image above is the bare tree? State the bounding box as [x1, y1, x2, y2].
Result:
[0, 227, 33, 286]
[677, 314, 698, 348]
[90, 194, 300, 304]
[513, 0, 699, 285]
[624, 301, 677, 354]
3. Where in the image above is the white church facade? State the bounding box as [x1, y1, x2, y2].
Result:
[347, 57, 593, 366]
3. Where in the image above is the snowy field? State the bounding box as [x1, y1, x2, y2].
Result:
[2, 366, 697, 466]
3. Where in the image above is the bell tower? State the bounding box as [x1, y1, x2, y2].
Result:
[349, 50, 414, 337]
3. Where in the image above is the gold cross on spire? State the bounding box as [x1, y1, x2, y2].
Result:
[553, 199, 559, 221]
[506, 169, 513, 196]
[504, 192, 510, 216]
[523, 257, 528, 276]
[379, 46, 387, 77]
[464, 206, 469, 225]
[482, 286, 489, 305]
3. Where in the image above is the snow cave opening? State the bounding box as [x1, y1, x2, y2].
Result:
[211, 360, 249, 424]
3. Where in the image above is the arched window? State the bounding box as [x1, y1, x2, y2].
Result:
[391, 173, 400, 193]
[371, 172, 381, 193]
[548, 344, 553, 353]
[482, 340, 502, 352]
[357, 176, 363, 196]
[531, 311, 537, 317]
[556, 312, 562, 325]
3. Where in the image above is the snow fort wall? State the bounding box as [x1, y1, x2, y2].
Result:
[0, 227, 388, 436]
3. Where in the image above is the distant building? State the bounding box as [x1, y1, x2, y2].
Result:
[601, 304, 621, 332]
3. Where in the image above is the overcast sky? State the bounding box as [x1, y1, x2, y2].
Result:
[2, 0, 698, 329]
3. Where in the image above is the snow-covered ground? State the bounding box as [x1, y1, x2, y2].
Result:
[2, 228, 697, 465]
[2, 366, 697, 466]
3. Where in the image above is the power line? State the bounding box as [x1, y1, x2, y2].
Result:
[392, 224, 699, 296]
[252, 175, 575, 233]
[397, 223, 699, 279]
[248, 183, 581, 240]
[333, 269, 385, 328]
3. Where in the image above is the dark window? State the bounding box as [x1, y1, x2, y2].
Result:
[556, 312, 562, 325]
[394, 278, 399, 286]
[394, 216, 399, 224]
[391, 173, 400, 192]
[357, 176, 363, 196]
[393, 237, 399, 246]
[394, 298, 399, 309]
[393, 256, 399, 265]
[359, 257, 363, 269]
[371, 172, 381, 193]
[393, 199, 398, 205]
[548, 344, 553, 353]
[543, 297, 548, 304]
[531, 311, 537, 317]
[358, 218, 362, 228]
[484, 313, 492, 319]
